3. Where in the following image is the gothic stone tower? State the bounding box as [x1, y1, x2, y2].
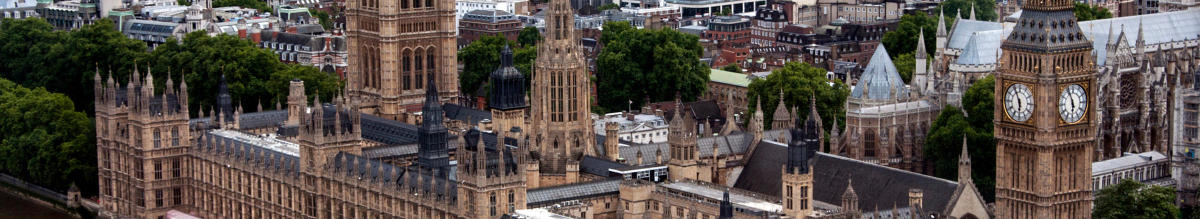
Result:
[782, 98, 820, 218]
[344, 0, 458, 120]
[994, 0, 1095, 216]
[489, 45, 529, 141]
[297, 90, 365, 217]
[417, 77, 452, 177]
[456, 129, 528, 219]
[667, 97, 700, 181]
[95, 66, 191, 218]
[530, 0, 594, 181]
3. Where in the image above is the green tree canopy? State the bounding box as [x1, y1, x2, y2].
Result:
[745, 62, 849, 132]
[1094, 179, 1180, 219]
[893, 52, 915, 83]
[213, 0, 272, 13]
[457, 34, 536, 97]
[1074, 3, 1113, 22]
[938, 0, 996, 22]
[721, 64, 742, 73]
[598, 3, 619, 11]
[0, 18, 148, 113]
[923, 75, 995, 201]
[517, 26, 542, 47]
[148, 31, 341, 115]
[596, 21, 709, 113]
[0, 78, 96, 196]
[882, 13, 937, 59]
[310, 9, 334, 30]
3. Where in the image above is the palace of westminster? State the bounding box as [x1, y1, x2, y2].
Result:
[89, 0, 1200, 215]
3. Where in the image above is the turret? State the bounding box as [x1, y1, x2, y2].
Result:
[772, 89, 792, 130]
[605, 122, 620, 161]
[718, 189, 734, 219]
[417, 76, 451, 177]
[287, 79, 306, 126]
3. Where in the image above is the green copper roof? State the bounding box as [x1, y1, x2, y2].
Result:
[710, 69, 750, 87]
[109, 10, 134, 16]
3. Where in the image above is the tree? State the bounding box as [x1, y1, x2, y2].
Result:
[1094, 179, 1180, 219]
[597, 3, 619, 11]
[718, 7, 732, 16]
[938, 0, 996, 22]
[923, 75, 995, 201]
[178, 0, 191, 6]
[268, 65, 344, 104]
[596, 21, 710, 112]
[517, 26, 542, 47]
[0, 18, 148, 113]
[213, 0, 272, 13]
[745, 62, 849, 131]
[0, 78, 96, 197]
[1075, 3, 1113, 22]
[893, 52, 915, 83]
[310, 9, 334, 31]
[457, 34, 536, 97]
[721, 64, 742, 73]
[881, 13, 936, 59]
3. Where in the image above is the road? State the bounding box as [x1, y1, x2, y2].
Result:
[0, 189, 73, 219]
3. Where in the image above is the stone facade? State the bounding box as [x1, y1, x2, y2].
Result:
[993, 0, 1096, 217]
[526, 0, 595, 188]
[345, 0, 459, 121]
[831, 45, 940, 173]
[96, 64, 523, 219]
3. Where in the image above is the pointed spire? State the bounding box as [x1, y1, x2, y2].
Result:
[969, 3, 976, 20]
[1106, 20, 1116, 46]
[956, 8, 962, 20]
[936, 7, 947, 37]
[132, 61, 142, 86]
[959, 135, 972, 183]
[916, 29, 928, 59]
[165, 69, 175, 94]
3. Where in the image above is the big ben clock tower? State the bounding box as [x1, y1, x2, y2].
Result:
[994, 0, 1096, 217]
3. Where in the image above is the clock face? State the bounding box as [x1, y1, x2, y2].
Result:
[1005, 83, 1034, 122]
[1059, 84, 1087, 123]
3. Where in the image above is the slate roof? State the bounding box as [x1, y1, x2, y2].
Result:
[197, 130, 301, 177]
[613, 129, 789, 166]
[734, 141, 960, 213]
[946, 20, 1002, 51]
[579, 156, 628, 177]
[443, 103, 493, 125]
[238, 110, 288, 130]
[463, 9, 518, 23]
[954, 29, 1009, 65]
[1079, 9, 1200, 65]
[362, 113, 420, 145]
[850, 46, 908, 100]
[329, 152, 459, 197]
[1092, 151, 1168, 174]
[526, 179, 622, 206]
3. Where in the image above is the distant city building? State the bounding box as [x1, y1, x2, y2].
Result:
[1092, 151, 1172, 191]
[455, 0, 529, 21]
[458, 9, 522, 48]
[251, 29, 349, 77]
[749, 2, 787, 47]
[594, 112, 669, 144]
[656, 0, 766, 17]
